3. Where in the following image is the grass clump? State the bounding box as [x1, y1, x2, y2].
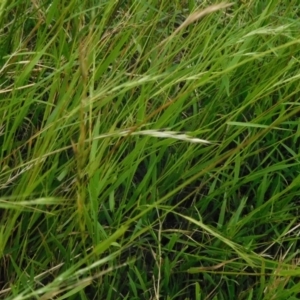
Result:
[1, 0, 300, 299]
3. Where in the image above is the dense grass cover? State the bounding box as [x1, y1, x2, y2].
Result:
[1, 0, 300, 299]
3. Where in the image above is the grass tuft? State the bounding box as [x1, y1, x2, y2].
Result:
[1, 0, 300, 299]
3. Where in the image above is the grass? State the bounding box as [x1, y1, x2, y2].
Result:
[1, 0, 300, 299]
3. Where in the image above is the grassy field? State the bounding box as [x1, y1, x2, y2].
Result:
[1, 0, 300, 299]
